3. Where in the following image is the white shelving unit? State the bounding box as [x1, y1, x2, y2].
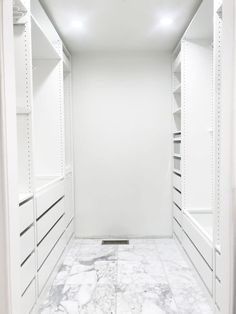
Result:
[172, 0, 225, 312]
[12, 0, 75, 312]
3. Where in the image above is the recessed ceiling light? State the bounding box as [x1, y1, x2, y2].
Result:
[160, 17, 173, 27]
[70, 20, 86, 33]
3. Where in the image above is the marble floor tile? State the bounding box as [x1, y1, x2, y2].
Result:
[38, 238, 213, 314]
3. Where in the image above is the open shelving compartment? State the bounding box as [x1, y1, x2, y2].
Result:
[31, 10, 64, 192]
[181, 0, 214, 246]
[13, 3, 34, 204]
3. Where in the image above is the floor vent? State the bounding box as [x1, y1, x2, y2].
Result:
[102, 240, 129, 245]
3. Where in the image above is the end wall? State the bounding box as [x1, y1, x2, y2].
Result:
[72, 52, 172, 238]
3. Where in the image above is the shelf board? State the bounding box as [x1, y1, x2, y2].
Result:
[173, 84, 181, 94]
[35, 176, 63, 193]
[173, 154, 181, 159]
[173, 169, 181, 176]
[173, 108, 181, 115]
[16, 107, 31, 115]
[173, 138, 181, 142]
[19, 192, 33, 204]
[31, 16, 61, 60]
[173, 131, 181, 136]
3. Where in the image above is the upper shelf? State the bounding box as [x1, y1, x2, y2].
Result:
[173, 51, 181, 73]
[31, 16, 61, 60]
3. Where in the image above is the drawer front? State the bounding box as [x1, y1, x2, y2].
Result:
[174, 142, 181, 155]
[20, 199, 34, 233]
[216, 250, 222, 281]
[174, 158, 181, 172]
[21, 253, 35, 294]
[182, 214, 213, 268]
[37, 198, 65, 244]
[65, 218, 74, 244]
[173, 203, 182, 225]
[38, 215, 65, 268]
[173, 218, 182, 242]
[21, 279, 36, 314]
[173, 173, 181, 191]
[38, 232, 66, 293]
[36, 180, 64, 218]
[20, 226, 34, 263]
[65, 173, 74, 227]
[182, 232, 213, 293]
[173, 188, 181, 209]
[215, 279, 222, 310]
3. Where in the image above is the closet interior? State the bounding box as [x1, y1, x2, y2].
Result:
[10, 0, 228, 313]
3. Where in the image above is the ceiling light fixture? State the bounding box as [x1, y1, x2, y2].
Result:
[159, 17, 173, 27]
[70, 20, 86, 33]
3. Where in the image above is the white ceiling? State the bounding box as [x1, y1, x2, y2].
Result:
[40, 0, 202, 53]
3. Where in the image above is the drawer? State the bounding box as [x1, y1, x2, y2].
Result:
[182, 232, 213, 293]
[21, 253, 35, 294]
[21, 279, 36, 314]
[38, 232, 66, 293]
[182, 214, 213, 268]
[174, 157, 181, 171]
[20, 199, 34, 233]
[173, 203, 182, 225]
[174, 141, 181, 154]
[65, 218, 74, 244]
[173, 173, 181, 191]
[173, 218, 182, 242]
[38, 215, 65, 268]
[20, 226, 34, 263]
[173, 188, 181, 209]
[65, 173, 74, 227]
[37, 198, 64, 244]
[215, 279, 222, 309]
[36, 180, 64, 218]
[216, 250, 222, 281]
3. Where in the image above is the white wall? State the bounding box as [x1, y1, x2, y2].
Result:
[72, 52, 172, 238]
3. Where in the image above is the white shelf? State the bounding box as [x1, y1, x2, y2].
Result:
[19, 192, 33, 204]
[173, 154, 181, 159]
[173, 131, 181, 135]
[173, 169, 181, 176]
[16, 107, 31, 115]
[173, 138, 181, 142]
[173, 84, 181, 94]
[35, 176, 64, 193]
[173, 108, 181, 115]
[31, 16, 61, 60]
[185, 211, 213, 243]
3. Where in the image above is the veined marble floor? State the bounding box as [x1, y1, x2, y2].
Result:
[38, 238, 213, 314]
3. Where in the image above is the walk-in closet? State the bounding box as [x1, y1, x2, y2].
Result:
[0, 0, 235, 313]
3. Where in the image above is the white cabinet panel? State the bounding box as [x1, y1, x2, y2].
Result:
[37, 198, 64, 244]
[36, 180, 64, 218]
[37, 215, 65, 268]
[173, 173, 181, 191]
[20, 199, 34, 233]
[182, 232, 213, 293]
[182, 214, 213, 268]
[173, 203, 182, 225]
[173, 218, 182, 242]
[20, 226, 34, 263]
[173, 188, 181, 209]
[21, 253, 35, 294]
[21, 279, 36, 314]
